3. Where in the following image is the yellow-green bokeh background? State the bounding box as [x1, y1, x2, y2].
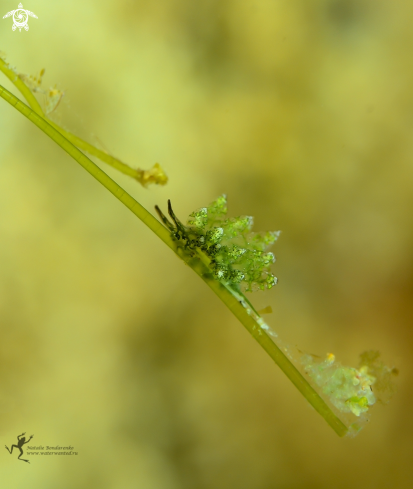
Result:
[0, 1, 412, 487]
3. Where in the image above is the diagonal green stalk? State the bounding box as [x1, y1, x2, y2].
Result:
[0, 58, 44, 116]
[0, 58, 149, 180]
[0, 84, 348, 437]
[0, 83, 170, 243]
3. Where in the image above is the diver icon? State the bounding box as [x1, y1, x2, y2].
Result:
[5, 432, 34, 463]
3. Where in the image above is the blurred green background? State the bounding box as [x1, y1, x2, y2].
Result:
[0, 0, 411, 487]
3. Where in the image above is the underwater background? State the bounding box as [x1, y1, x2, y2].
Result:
[0, 0, 411, 487]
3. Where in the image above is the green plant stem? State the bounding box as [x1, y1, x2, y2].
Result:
[0, 84, 348, 437]
[0, 83, 170, 245]
[0, 59, 142, 180]
[0, 58, 44, 116]
[48, 121, 139, 178]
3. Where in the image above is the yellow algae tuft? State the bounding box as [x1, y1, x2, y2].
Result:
[136, 162, 168, 187]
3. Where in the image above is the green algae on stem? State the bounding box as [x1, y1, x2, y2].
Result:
[0, 82, 350, 436]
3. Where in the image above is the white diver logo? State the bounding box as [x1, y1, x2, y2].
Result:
[3, 3, 38, 32]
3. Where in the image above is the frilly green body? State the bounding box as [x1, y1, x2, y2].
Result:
[159, 195, 280, 292]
